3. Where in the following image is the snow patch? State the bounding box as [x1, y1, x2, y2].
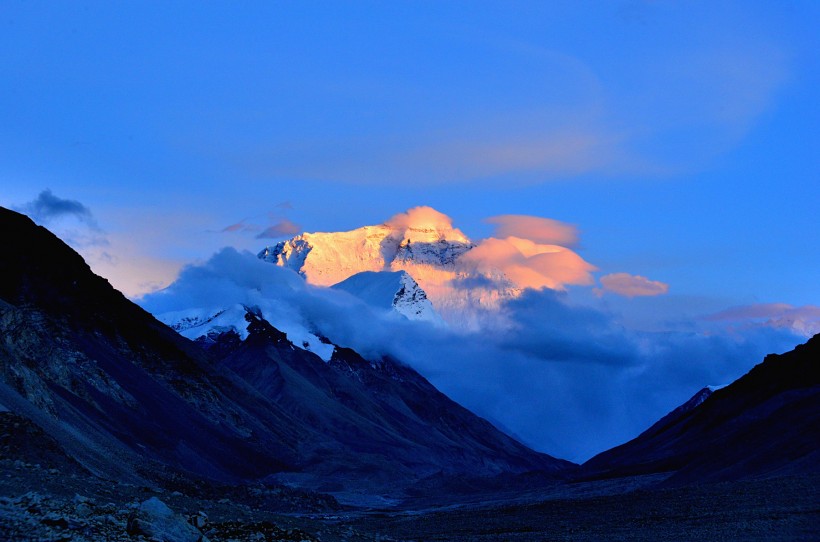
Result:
[158, 305, 252, 340]
[275, 323, 335, 361]
[158, 304, 336, 362]
[332, 270, 443, 325]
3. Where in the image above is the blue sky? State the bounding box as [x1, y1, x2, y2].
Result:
[2, 1, 819, 460]
[2, 1, 818, 308]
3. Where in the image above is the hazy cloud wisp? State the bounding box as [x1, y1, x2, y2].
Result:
[485, 214, 579, 246]
[17, 189, 95, 226]
[597, 272, 670, 298]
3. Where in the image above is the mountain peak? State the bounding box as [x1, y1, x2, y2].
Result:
[332, 270, 444, 325]
[257, 207, 476, 289]
[257, 207, 522, 327]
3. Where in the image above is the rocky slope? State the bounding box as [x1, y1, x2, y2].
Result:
[583, 334, 820, 484]
[0, 208, 310, 484]
[207, 310, 569, 495]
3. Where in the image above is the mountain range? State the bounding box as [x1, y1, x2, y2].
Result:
[1, 204, 818, 539]
[0, 206, 565, 501]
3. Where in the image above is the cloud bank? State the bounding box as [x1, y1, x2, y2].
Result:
[461, 236, 596, 290]
[140, 248, 805, 462]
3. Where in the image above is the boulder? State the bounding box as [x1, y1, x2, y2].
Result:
[127, 497, 205, 542]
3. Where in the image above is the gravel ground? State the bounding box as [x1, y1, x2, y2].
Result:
[2, 410, 818, 541]
[347, 474, 820, 541]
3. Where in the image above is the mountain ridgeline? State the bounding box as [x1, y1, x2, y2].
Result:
[0, 207, 566, 497]
[583, 333, 820, 484]
[1, 204, 818, 506]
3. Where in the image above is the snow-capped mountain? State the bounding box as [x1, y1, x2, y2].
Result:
[258, 207, 519, 327]
[0, 206, 570, 496]
[332, 270, 443, 325]
[257, 219, 473, 286]
[155, 271, 442, 361]
[158, 304, 335, 361]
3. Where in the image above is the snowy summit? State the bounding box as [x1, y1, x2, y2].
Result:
[258, 206, 519, 327]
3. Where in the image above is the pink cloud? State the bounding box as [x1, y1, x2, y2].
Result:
[385, 208, 596, 292]
[597, 273, 669, 298]
[485, 214, 579, 246]
[223, 203, 300, 238]
[705, 303, 806, 321]
[387, 206, 456, 232]
[221, 220, 253, 233]
[256, 219, 301, 239]
[460, 236, 596, 290]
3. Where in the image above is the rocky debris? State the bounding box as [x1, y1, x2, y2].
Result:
[0, 488, 332, 542]
[209, 520, 320, 542]
[0, 411, 89, 477]
[0, 410, 341, 539]
[190, 510, 209, 530]
[127, 497, 207, 542]
[0, 491, 109, 541]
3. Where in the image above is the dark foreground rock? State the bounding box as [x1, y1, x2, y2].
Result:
[126, 497, 205, 542]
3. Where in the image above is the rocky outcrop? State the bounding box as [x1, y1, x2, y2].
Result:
[126, 497, 205, 542]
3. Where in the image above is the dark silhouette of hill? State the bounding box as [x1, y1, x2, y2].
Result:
[584, 334, 820, 485]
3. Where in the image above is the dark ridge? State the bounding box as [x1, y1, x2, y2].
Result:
[0, 206, 301, 481]
[583, 334, 820, 484]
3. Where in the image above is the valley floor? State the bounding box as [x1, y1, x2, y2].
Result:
[2, 457, 818, 542]
[2, 410, 818, 542]
[348, 474, 820, 541]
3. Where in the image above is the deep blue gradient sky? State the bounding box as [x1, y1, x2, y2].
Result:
[2, 1, 818, 309]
